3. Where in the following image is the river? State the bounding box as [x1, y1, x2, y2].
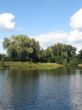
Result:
[0, 68, 82, 110]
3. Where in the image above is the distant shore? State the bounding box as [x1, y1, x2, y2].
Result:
[78, 64, 82, 68]
[0, 62, 63, 70]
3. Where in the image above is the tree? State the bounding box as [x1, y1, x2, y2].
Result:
[3, 35, 40, 62]
[0, 54, 3, 60]
[50, 43, 77, 65]
[77, 50, 82, 63]
[3, 34, 77, 65]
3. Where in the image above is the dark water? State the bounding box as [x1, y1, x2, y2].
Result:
[0, 68, 82, 110]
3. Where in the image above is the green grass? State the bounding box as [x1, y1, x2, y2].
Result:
[0, 61, 63, 69]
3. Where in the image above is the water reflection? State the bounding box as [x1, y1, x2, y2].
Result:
[69, 70, 82, 110]
[0, 68, 82, 110]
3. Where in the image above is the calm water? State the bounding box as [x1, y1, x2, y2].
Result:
[0, 68, 82, 110]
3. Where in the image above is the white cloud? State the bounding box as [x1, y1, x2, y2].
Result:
[16, 26, 24, 31]
[70, 8, 82, 30]
[33, 8, 82, 53]
[1, 9, 82, 53]
[69, 30, 82, 43]
[0, 39, 6, 54]
[69, 30, 82, 53]
[0, 13, 15, 31]
[34, 30, 82, 53]
[34, 32, 69, 49]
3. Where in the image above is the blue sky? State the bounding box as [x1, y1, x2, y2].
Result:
[0, 0, 82, 53]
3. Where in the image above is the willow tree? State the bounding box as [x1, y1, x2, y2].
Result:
[3, 35, 40, 61]
[39, 43, 77, 64]
[50, 43, 77, 64]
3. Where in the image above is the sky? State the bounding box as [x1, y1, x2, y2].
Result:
[0, 0, 82, 53]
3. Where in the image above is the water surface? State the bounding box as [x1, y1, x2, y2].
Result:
[0, 68, 82, 110]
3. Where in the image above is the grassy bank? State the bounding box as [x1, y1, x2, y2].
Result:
[78, 64, 82, 68]
[0, 61, 63, 69]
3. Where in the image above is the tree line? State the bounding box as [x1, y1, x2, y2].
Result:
[0, 34, 82, 65]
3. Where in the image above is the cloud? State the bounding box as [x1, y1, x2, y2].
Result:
[1, 9, 82, 53]
[33, 8, 82, 53]
[0, 39, 6, 54]
[16, 26, 24, 31]
[69, 30, 82, 53]
[34, 30, 82, 53]
[0, 13, 15, 31]
[70, 8, 82, 30]
[34, 32, 69, 49]
[69, 30, 82, 43]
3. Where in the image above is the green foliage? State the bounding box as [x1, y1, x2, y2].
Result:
[3, 35, 78, 66]
[77, 50, 82, 63]
[0, 54, 3, 60]
[3, 35, 40, 62]
[69, 58, 78, 66]
[39, 43, 77, 65]
[0, 56, 5, 66]
[0, 55, 8, 68]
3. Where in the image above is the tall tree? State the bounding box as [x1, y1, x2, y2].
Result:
[3, 35, 40, 61]
[77, 50, 82, 63]
[48, 43, 77, 64]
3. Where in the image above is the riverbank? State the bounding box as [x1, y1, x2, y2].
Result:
[78, 64, 82, 68]
[0, 61, 63, 69]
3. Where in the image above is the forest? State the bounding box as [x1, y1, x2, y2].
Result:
[0, 34, 82, 66]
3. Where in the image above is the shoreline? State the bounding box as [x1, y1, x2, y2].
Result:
[78, 64, 82, 68]
[0, 62, 63, 70]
